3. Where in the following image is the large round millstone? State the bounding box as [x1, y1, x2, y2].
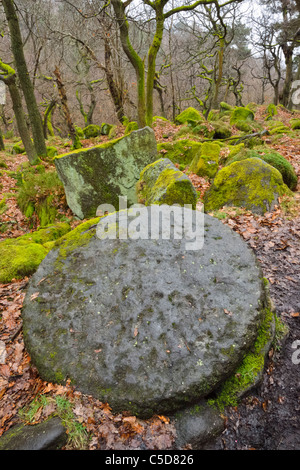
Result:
[22, 208, 267, 418]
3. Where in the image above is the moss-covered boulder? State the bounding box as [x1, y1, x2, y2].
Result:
[46, 146, 58, 158]
[12, 142, 25, 155]
[137, 158, 197, 209]
[230, 107, 255, 125]
[0, 222, 71, 283]
[220, 102, 233, 112]
[54, 127, 158, 219]
[124, 121, 139, 135]
[204, 157, 292, 215]
[189, 142, 220, 178]
[210, 122, 232, 139]
[83, 124, 101, 139]
[100, 123, 113, 136]
[175, 107, 204, 125]
[225, 147, 298, 191]
[157, 139, 202, 167]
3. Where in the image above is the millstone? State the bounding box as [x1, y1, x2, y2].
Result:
[22, 209, 267, 418]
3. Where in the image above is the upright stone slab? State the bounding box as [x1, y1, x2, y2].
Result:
[54, 127, 157, 219]
[21, 208, 269, 419]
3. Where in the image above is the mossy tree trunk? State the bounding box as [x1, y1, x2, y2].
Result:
[53, 67, 82, 150]
[43, 99, 56, 139]
[112, 0, 239, 128]
[0, 127, 4, 151]
[146, 12, 164, 126]
[111, 0, 146, 128]
[2, 0, 47, 157]
[0, 61, 39, 164]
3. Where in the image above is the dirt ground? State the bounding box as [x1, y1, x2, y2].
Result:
[202, 215, 300, 450]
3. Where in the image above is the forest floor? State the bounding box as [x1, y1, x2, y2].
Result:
[0, 106, 299, 450]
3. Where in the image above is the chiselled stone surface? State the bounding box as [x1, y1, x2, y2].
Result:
[22, 208, 267, 418]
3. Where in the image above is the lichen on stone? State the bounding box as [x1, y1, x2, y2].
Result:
[137, 158, 197, 208]
[204, 157, 292, 215]
[189, 142, 220, 179]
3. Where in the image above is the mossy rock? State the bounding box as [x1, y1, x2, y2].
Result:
[12, 142, 26, 155]
[225, 143, 245, 163]
[0, 222, 71, 283]
[290, 119, 300, 130]
[83, 124, 101, 139]
[226, 147, 298, 190]
[0, 243, 47, 283]
[100, 123, 113, 136]
[210, 122, 232, 139]
[230, 107, 255, 125]
[175, 107, 204, 125]
[46, 146, 58, 158]
[207, 110, 221, 122]
[265, 104, 278, 120]
[189, 142, 220, 179]
[204, 157, 292, 215]
[54, 127, 157, 219]
[137, 158, 197, 209]
[157, 139, 202, 166]
[74, 126, 84, 138]
[108, 125, 117, 139]
[124, 121, 139, 135]
[220, 102, 233, 112]
[235, 120, 253, 132]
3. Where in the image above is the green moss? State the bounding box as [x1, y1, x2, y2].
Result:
[220, 102, 233, 111]
[16, 167, 66, 226]
[0, 223, 72, 282]
[226, 146, 297, 191]
[124, 121, 138, 135]
[210, 121, 232, 139]
[175, 107, 204, 125]
[204, 157, 292, 215]
[189, 142, 220, 178]
[235, 120, 253, 132]
[82, 124, 101, 138]
[290, 119, 300, 130]
[0, 242, 48, 283]
[209, 308, 275, 411]
[12, 142, 25, 154]
[157, 139, 202, 166]
[46, 146, 58, 158]
[230, 107, 255, 125]
[266, 103, 278, 120]
[137, 158, 197, 208]
[53, 217, 100, 261]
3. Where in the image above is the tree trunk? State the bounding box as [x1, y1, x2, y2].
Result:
[1, 75, 39, 164]
[104, 35, 125, 123]
[0, 127, 4, 151]
[146, 14, 164, 126]
[111, 0, 146, 128]
[43, 100, 56, 138]
[2, 0, 47, 157]
[53, 67, 82, 150]
[281, 45, 294, 108]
